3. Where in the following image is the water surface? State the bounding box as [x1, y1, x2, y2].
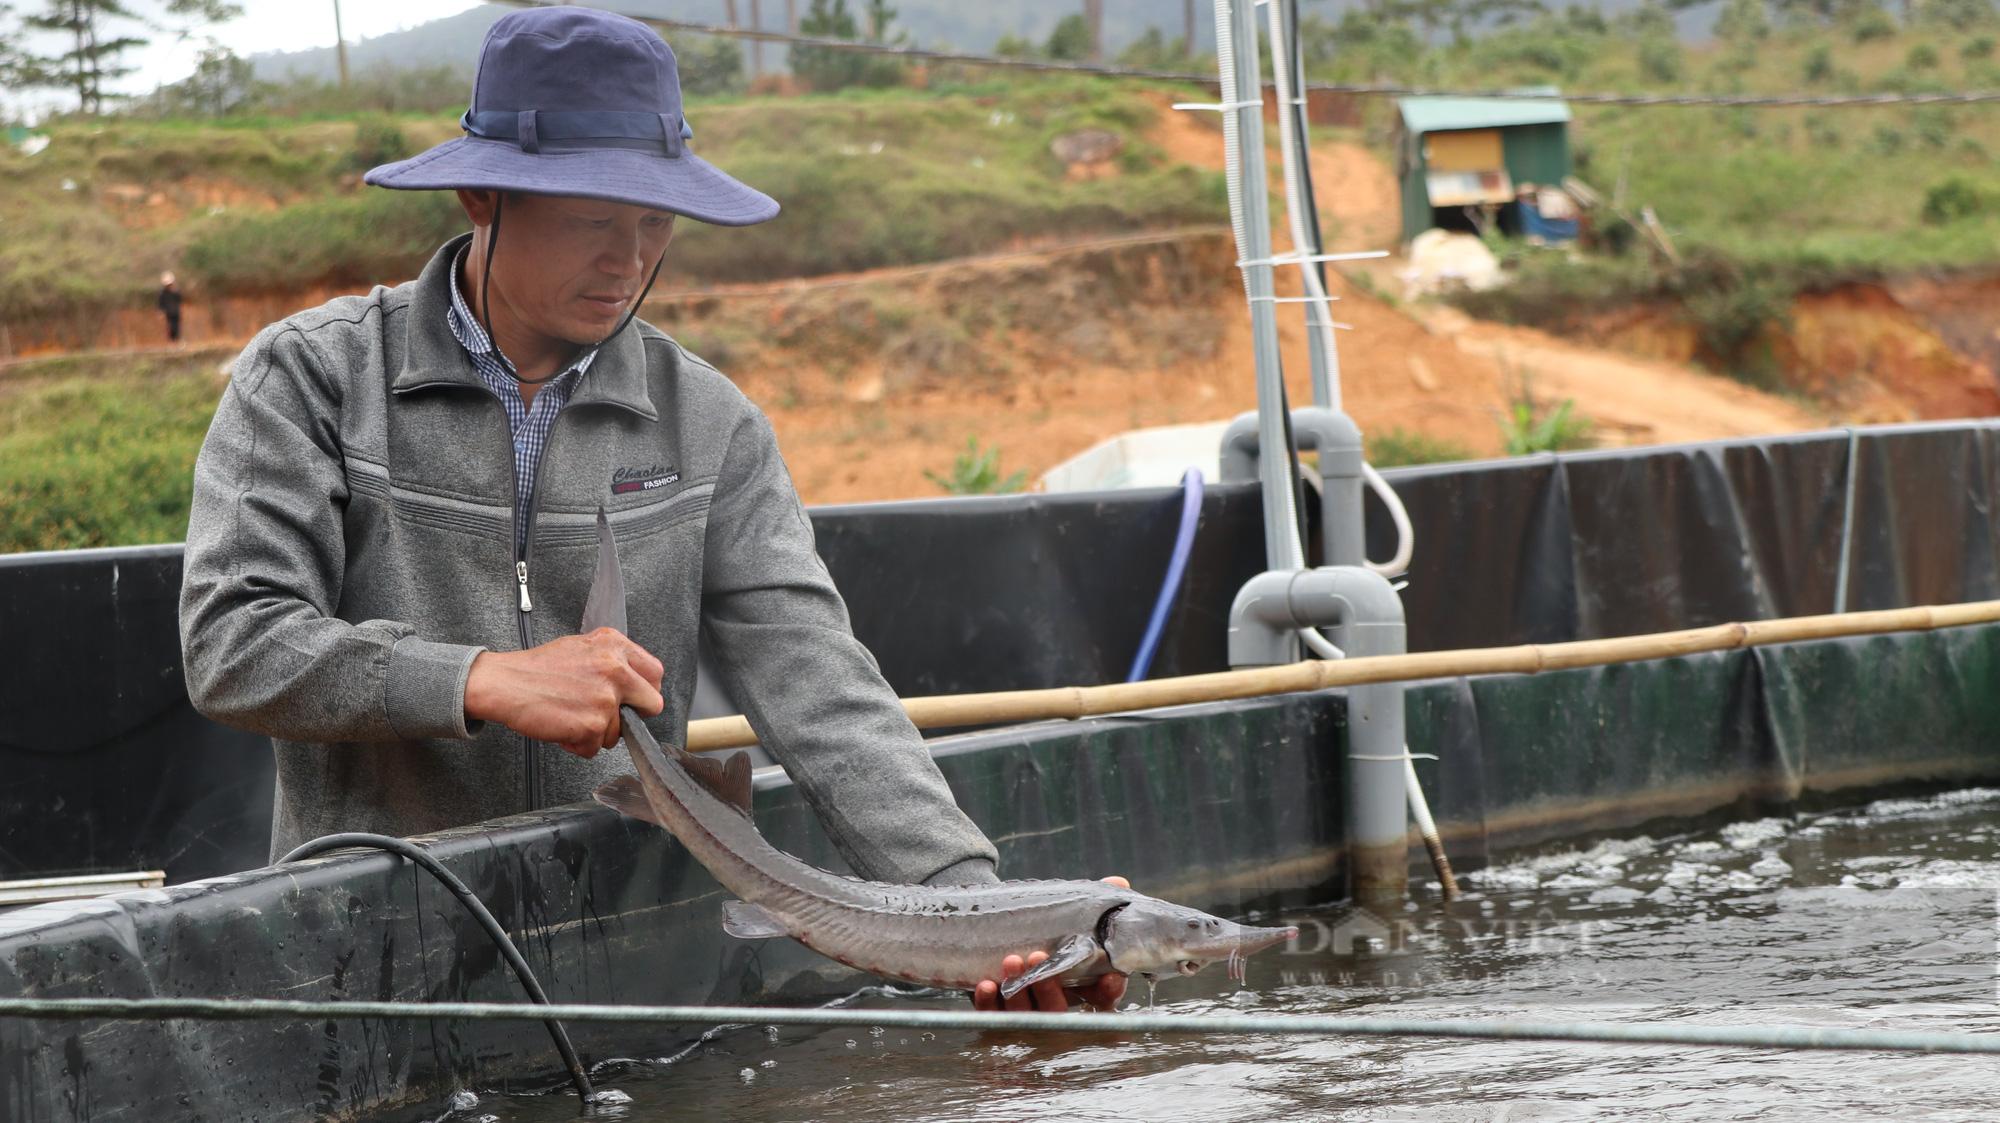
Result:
[438, 788, 2000, 1122]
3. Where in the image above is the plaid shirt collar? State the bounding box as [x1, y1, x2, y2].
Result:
[444, 248, 597, 391]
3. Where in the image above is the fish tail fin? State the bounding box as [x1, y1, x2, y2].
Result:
[721, 899, 788, 939]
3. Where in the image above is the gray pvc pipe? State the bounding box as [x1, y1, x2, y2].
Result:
[1227, 566, 1408, 898]
[1214, 0, 1296, 576]
[1220, 408, 1366, 568]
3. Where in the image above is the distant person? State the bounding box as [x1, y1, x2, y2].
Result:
[156, 272, 182, 342]
[177, 6, 1123, 1015]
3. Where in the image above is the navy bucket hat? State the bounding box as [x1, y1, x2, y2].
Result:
[365, 7, 778, 226]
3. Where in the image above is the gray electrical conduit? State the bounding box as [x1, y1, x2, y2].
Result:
[9, 997, 2000, 1058]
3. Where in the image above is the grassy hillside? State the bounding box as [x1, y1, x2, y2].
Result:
[1311, 13, 2000, 380]
[0, 349, 230, 552]
[1316, 13, 2000, 271]
[0, 78, 1224, 337]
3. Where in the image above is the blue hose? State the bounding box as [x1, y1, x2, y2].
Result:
[1127, 468, 1205, 682]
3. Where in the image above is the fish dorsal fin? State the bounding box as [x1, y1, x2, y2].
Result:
[593, 774, 663, 827]
[679, 747, 754, 817]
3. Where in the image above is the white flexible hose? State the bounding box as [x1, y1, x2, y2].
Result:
[1260, 1, 1415, 581]
[1262, 0, 1342, 416]
[1362, 463, 1414, 577]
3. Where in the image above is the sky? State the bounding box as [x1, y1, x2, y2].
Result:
[6, 0, 484, 117]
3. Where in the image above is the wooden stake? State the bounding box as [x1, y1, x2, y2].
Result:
[686, 599, 2000, 752]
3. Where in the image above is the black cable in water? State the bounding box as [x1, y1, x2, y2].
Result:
[278, 833, 595, 1109]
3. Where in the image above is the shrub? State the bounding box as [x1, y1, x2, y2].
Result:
[1637, 37, 1682, 82]
[1681, 273, 1790, 387]
[1913, 106, 1954, 149]
[1804, 43, 1834, 84]
[925, 437, 1027, 494]
[1851, 11, 1898, 42]
[184, 190, 465, 290]
[1367, 428, 1477, 467]
[1500, 392, 1594, 456]
[790, 0, 909, 91]
[1921, 175, 1994, 223]
[670, 34, 744, 96]
[344, 116, 411, 174]
[1964, 36, 1996, 60]
[1907, 43, 1942, 69]
[1044, 14, 1094, 62]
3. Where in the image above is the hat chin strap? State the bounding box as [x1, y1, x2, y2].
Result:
[477, 194, 671, 386]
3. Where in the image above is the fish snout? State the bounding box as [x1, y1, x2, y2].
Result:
[1188, 922, 1298, 962]
[1234, 924, 1300, 957]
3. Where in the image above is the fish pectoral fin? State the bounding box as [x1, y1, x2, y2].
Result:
[998, 933, 1102, 1000]
[721, 899, 789, 940]
[593, 774, 665, 828]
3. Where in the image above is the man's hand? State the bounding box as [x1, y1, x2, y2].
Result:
[971, 876, 1132, 1013]
[465, 627, 664, 758]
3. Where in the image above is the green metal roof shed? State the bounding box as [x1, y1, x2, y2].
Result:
[1395, 92, 1572, 243]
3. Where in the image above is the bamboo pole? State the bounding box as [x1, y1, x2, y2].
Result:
[686, 599, 2000, 752]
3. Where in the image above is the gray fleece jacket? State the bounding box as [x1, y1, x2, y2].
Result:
[180, 234, 999, 887]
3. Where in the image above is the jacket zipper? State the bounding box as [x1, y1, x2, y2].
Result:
[489, 383, 552, 814]
[514, 408, 563, 812]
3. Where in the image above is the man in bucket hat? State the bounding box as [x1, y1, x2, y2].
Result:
[179, 6, 1122, 1013]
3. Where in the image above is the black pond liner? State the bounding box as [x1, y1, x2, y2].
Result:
[7, 421, 2000, 1119]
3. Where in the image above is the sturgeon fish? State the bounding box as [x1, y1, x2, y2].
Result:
[581, 511, 1297, 997]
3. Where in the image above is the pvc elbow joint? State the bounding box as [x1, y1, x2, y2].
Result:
[1227, 566, 1406, 668]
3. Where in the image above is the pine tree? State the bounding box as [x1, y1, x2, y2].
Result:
[21, 0, 147, 115]
[13, 0, 239, 115]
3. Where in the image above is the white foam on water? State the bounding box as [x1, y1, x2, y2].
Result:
[1661, 862, 1709, 887]
[1895, 859, 2000, 889]
[1588, 886, 1645, 905]
[1721, 817, 1790, 850]
[1748, 853, 1794, 879]
[1465, 835, 1659, 890]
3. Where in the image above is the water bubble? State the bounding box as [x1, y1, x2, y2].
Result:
[919, 1032, 936, 1042]
[760, 1059, 778, 1069]
[868, 1025, 884, 1037]
[447, 1090, 479, 1112]
[740, 1067, 756, 1083]
[845, 1039, 858, 1049]
[765, 1025, 780, 1043]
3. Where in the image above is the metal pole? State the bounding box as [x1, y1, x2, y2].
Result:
[332, 0, 350, 88]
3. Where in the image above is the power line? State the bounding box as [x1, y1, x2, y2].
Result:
[491, 1, 2000, 109]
